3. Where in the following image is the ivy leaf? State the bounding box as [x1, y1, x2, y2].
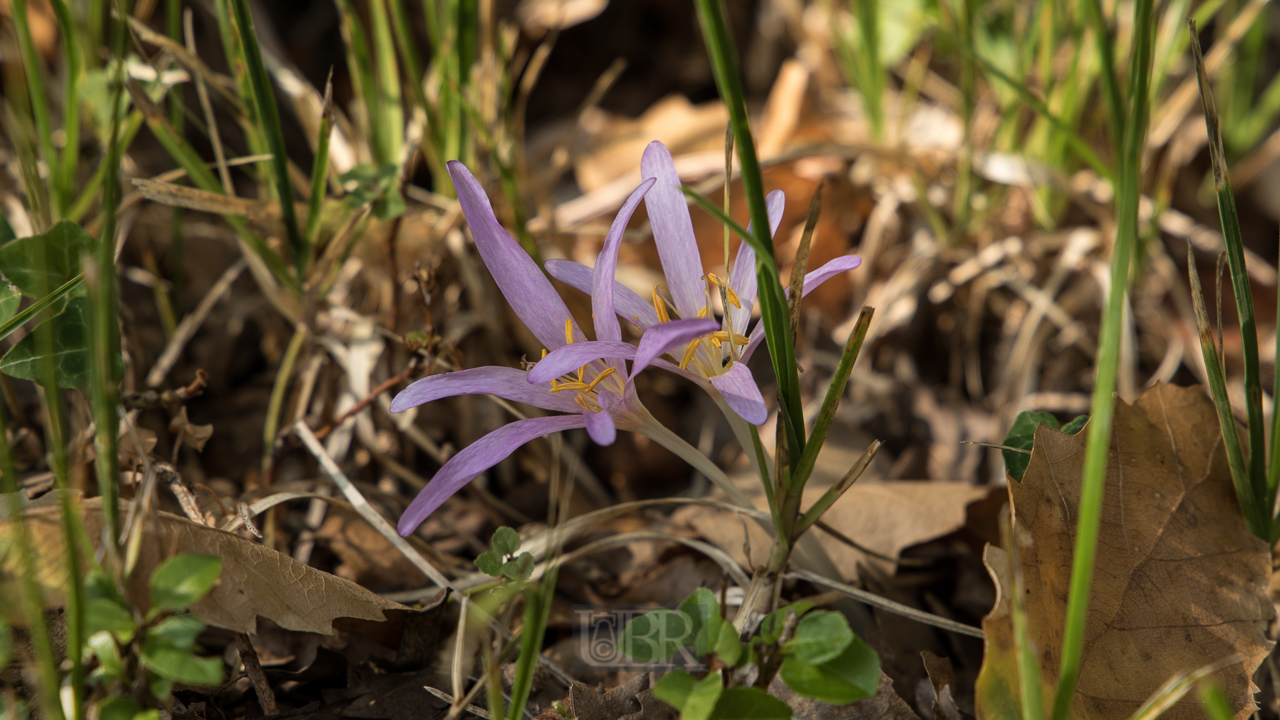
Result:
[1002, 411, 1059, 482]
[1, 295, 92, 388]
[713, 621, 742, 666]
[784, 610, 853, 665]
[0, 279, 18, 326]
[759, 601, 815, 645]
[148, 614, 205, 651]
[87, 597, 136, 643]
[780, 634, 880, 704]
[0, 220, 93, 298]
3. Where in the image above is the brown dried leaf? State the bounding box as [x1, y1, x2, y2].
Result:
[975, 383, 1274, 720]
[170, 407, 214, 453]
[1, 495, 405, 635]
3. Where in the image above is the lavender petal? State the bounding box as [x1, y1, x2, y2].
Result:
[390, 366, 582, 414]
[641, 141, 705, 320]
[742, 254, 864, 361]
[632, 318, 719, 378]
[584, 405, 617, 445]
[449, 162, 583, 349]
[546, 259, 660, 330]
[397, 414, 587, 535]
[709, 363, 768, 425]
[526, 340, 638, 384]
[594, 178, 655, 343]
[728, 189, 786, 336]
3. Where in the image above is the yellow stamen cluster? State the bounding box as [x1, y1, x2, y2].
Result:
[705, 273, 741, 308]
[542, 318, 616, 412]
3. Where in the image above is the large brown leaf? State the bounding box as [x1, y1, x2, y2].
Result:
[0, 496, 405, 635]
[975, 384, 1274, 720]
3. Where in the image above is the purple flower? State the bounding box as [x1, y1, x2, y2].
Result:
[390, 161, 668, 535]
[544, 141, 863, 426]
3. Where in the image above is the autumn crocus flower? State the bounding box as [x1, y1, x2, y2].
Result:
[543, 141, 863, 426]
[390, 161, 741, 536]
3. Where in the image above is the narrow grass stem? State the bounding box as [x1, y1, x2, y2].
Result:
[262, 324, 309, 473]
[1051, 2, 1154, 718]
[10, 0, 59, 219]
[694, 0, 806, 464]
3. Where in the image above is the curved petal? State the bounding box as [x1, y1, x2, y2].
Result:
[742, 254, 864, 361]
[727, 189, 786, 336]
[642, 141, 705, 320]
[526, 341, 638, 384]
[546, 259, 659, 330]
[632, 318, 719, 378]
[449, 162, 582, 349]
[709, 363, 768, 425]
[594, 178, 655, 343]
[398, 414, 586, 535]
[584, 405, 617, 445]
[390, 366, 581, 414]
[650, 357, 713, 389]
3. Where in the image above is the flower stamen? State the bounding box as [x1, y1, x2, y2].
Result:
[679, 339, 702, 369]
[652, 286, 672, 323]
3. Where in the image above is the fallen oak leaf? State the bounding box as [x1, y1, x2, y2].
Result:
[975, 383, 1274, 720]
[0, 495, 405, 635]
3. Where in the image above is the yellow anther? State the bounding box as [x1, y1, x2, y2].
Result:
[652, 286, 671, 323]
[706, 273, 741, 308]
[724, 286, 741, 308]
[541, 348, 548, 359]
[711, 330, 749, 346]
[583, 366, 615, 393]
[564, 319, 575, 346]
[679, 339, 702, 370]
[696, 307, 709, 319]
[574, 394, 591, 411]
[553, 380, 590, 393]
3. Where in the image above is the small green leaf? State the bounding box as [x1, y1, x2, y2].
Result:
[86, 597, 136, 642]
[97, 696, 142, 720]
[713, 621, 742, 667]
[1060, 415, 1088, 435]
[147, 614, 205, 651]
[0, 220, 93, 298]
[86, 631, 124, 681]
[618, 609, 694, 662]
[492, 526, 521, 556]
[148, 676, 174, 701]
[680, 588, 721, 656]
[784, 610, 853, 665]
[502, 552, 534, 581]
[0, 280, 18, 326]
[0, 295, 92, 388]
[683, 671, 725, 720]
[654, 670, 698, 710]
[149, 553, 221, 612]
[475, 550, 504, 576]
[708, 687, 792, 720]
[140, 638, 223, 686]
[779, 635, 880, 704]
[1002, 411, 1059, 482]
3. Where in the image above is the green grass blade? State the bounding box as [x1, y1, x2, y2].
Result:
[1188, 22, 1270, 525]
[370, 0, 405, 166]
[227, 0, 304, 270]
[694, 0, 806, 464]
[0, 274, 84, 342]
[1051, 2, 1155, 719]
[792, 307, 874, 491]
[10, 0, 59, 218]
[1081, 0, 1125, 150]
[305, 76, 334, 247]
[50, 0, 81, 216]
[1187, 245, 1264, 535]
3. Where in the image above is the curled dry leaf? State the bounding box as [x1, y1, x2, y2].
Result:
[0, 495, 405, 635]
[170, 406, 214, 453]
[975, 383, 1274, 720]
